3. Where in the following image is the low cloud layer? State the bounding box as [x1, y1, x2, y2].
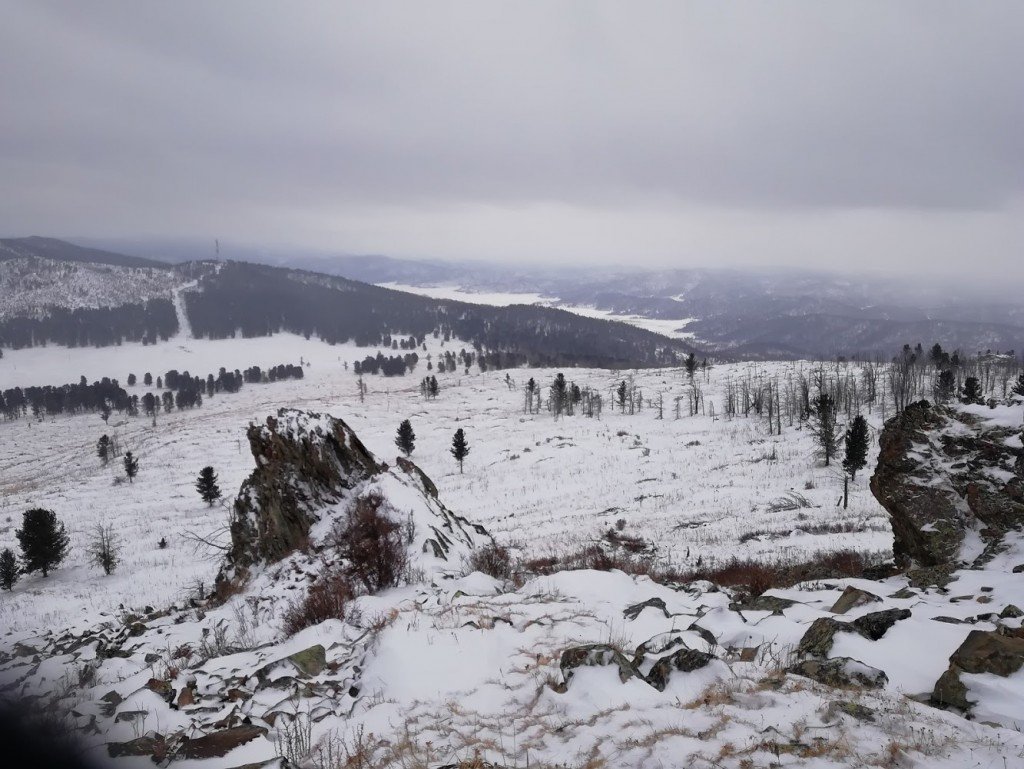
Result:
[2, 1, 1023, 275]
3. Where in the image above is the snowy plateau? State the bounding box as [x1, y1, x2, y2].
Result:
[1, 331, 1024, 769]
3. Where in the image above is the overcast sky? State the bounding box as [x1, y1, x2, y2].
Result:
[2, 1, 1022, 275]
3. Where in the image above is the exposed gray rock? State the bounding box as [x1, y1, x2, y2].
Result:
[932, 629, 1024, 712]
[558, 644, 637, 690]
[870, 401, 1024, 568]
[645, 648, 715, 691]
[830, 586, 882, 614]
[789, 657, 888, 689]
[851, 608, 911, 641]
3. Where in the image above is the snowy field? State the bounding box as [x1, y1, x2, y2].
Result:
[380, 282, 697, 340]
[0, 334, 890, 635]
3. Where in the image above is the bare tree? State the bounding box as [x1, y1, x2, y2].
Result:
[88, 523, 120, 576]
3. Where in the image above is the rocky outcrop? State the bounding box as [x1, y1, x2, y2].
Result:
[221, 409, 489, 584]
[797, 609, 911, 657]
[870, 400, 1024, 569]
[789, 657, 888, 689]
[224, 409, 382, 576]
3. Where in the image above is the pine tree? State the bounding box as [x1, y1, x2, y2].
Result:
[97, 434, 110, 465]
[811, 391, 839, 466]
[0, 548, 18, 591]
[550, 373, 568, 417]
[842, 415, 869, 480]
[16, 508, 70, 578]
[123, 451, 139, 483]
[196, 466, 222, 506]
[429, 376, 439, 398]
[451, 428, 470, 473]
[1012, 373, 1024, 398]
[395, 419, 416, 457]
[684, 353, 698, 380]
[617, 380, 628, 413]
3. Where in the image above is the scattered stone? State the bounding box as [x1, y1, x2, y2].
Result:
[287, 645, 327, 678]
[107, 734, 166, 759]
[889, 587, 917, 599]
[830, 586, 881, 614]
[558, 644, 637, 691]
[730, 594, 797, 615]
[797, 618, 846, 658]
[623, 597, 669, 620]
[826, 700, 877, 722]
[645, 648, 715, 692]
[850, 608, 911, 641]
[687, 623, 718, 648]
[1000, 604, 1023, 619]
[1012, 564, 1024, 574]
[789, 657, 887, 689]
[179, 725, 268, 760]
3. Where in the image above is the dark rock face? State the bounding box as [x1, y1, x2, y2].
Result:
[870, 400, 1024, 568]
[180, 725, 268, 759]
[223, 409, 382, 577]
[850, 609, 912, 641]
[932, 630, 1024, 711]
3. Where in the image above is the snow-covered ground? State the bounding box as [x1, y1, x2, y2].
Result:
[380, 282, 697, 340]
[1, 334, 889, 635]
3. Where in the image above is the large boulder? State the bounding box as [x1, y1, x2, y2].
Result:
[932, 629, 1024, 712]
[870, 401, 1024, 568]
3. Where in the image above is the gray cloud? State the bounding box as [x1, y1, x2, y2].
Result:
[2, 1, 1023, 275]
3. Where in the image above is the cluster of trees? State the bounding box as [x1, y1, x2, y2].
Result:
[419, 376, 440, 398]
[0, 299, 178, 349]
[242, 363, 305, 384]
[353, 352, 419, 376]
[1, 377, 130, 420]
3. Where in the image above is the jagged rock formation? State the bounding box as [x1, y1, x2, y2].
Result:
[222, 408, 489, 585]
[870, 400, 1024, 570]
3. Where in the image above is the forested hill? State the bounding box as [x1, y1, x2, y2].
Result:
[184, 261, 691, 368]
[0, 236, 169, 269]
[0, 242, 694, 368]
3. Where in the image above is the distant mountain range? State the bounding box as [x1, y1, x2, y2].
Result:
[1, 236, 1020, 361]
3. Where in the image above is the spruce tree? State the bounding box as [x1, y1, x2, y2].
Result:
[395, 419, 416, 457]
[451, 428, 470, 473]
[123, 451, 139, 483]
[0, 548, 18, 591]
[196, 466, 222, 506]
[97, 434, 110, 465]
[962, 377, 983, 404]
[617, 380, 628, 413]
[934, 370, 955, 403]
[16, 508, 69, 578]
[811, 391, 839, 466]
[842, 415, 869, 480]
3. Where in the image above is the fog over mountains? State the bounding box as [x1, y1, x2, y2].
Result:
[1, 236, 1021, 361]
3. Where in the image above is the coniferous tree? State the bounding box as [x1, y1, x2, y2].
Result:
[100, 402, 111, 424]
[617, 380, 628, 413]
[196, 466, 222, 506]
[934, 370, 956, 403]
[395, 419, 416, 457]
[810, 390, 839, 466]
[0, 548, 18, 591]
[684, 353, 698, 380]
[97, 434, 110, 465]
[550, 373, 568, 417]
[123, 451, 139, 483]
[451, 428, 470, 473]
[842, 415, 869, 480]
[16, 508, 69, 578]
[962, 377, 983, 405]
[127, 373, 137, 386]
[429, 375, 439, 398]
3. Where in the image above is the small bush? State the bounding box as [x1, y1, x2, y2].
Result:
[468, 542, 514, 582]
[331, 494, 407, 594]
[283, 570, 354, 636]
